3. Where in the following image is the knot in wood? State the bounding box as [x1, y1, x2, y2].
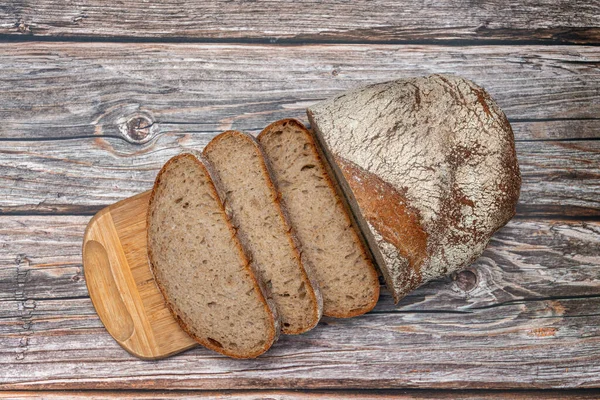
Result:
[16, 19, 31, 34]
[121, 114, 156, 144]
[454, 270, 477, 292]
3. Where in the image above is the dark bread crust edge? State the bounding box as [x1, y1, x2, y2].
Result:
[204, 131, 323, 334]
[258, 119, 380, 318]
[147, 152, 279, 359]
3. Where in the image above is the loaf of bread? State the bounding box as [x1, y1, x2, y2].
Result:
[203, 131, 322, 334]
[147, 153, 279, 358]
[307, 74, 521, 303]
[258, 119, 380, 318]
[142, 74, 520, 360]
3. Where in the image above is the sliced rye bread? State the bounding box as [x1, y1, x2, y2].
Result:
[203, 131, 323, 334]
[147, 153, 279, 358]
[257, 119, 380, 318]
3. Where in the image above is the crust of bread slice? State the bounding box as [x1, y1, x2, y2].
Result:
[147, 152, 279, 359]
[258, 119, 380, 318]
[204, 131, 323, 334]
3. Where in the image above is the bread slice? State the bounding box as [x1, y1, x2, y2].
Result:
[147, 153, 279, 358]
[257, 119, 380, 318]
[203, 131, 323, 334]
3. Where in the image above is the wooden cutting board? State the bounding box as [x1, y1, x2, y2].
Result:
[82, 191, 197, 359]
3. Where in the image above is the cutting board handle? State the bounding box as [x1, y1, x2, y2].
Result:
[82, 192, 197, 359]
[84, 240, 135, 342]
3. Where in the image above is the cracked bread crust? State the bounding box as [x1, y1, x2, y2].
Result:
[203, 131, 323, 335]
[308, 74, 521, 303]
[147, 152, 279, 359]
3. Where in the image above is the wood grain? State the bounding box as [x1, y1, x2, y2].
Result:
[0, 0, 598, 43]
[2, 216, 599, 309]
[0, 7, 598, 392]
[1, 389, 600, 399]
[0, 134, 598, 218]
[0, 43, 598, 141]
[1, 215, 599, 389]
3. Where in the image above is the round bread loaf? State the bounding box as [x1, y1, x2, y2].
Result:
[307, 74, 521, 303]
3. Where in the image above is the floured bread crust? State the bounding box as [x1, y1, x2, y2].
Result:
[308, 74, 521, 303]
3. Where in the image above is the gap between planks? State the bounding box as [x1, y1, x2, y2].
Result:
[1, 389, 600, 399]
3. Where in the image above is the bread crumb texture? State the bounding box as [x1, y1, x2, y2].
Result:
[147, 154, 277, 358]
[259, 120, 380, 317]
[203, 131, 322, 334]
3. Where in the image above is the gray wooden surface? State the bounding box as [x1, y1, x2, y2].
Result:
[3, 390, 600, 399]
[1, 0, 599, 43]
[2, 389, 600, 399]
[0, 0, 599, 397]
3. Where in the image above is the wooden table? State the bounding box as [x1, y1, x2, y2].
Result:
[0, 1, 599, 398]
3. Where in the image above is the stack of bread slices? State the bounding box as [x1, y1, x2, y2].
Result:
[147, 119, 380, 359]
[146, 75, 521, 359]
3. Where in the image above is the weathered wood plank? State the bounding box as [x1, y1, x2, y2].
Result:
[0, 216, 599, 389]
[0, 43, 598, 141]
[0, 135, 598, 217]
[0, 0, 598, 43]
[1, 389, 600, 399]
[2, 217, 599, 309]
[1, 298, 599, 389]
[515, 140, 600, 218]
[513, 119, 600, 142]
